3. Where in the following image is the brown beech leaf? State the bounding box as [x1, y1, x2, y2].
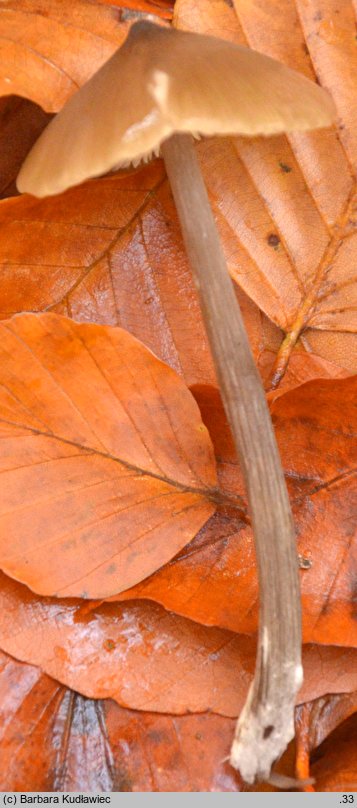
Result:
[0, 574, 356, 715]
[115, 377, 357, 647]
[310, 713, 357, 791]
[0, 2, 354, 393]
[0, 1, 171, 113]
[174, 0, 357, 384]
[303, 692, 357, 753]
[294, 692, 357, 788]
[0, 649, 242, 792]
[0, 172, 261, 389]
[0, 313, 216, 597]
[5, 645, 355, 792]
[0, 172, 348, 398]
[102, 702, 242, 792]
[0, 651, 117, 791]
[0, 0, 132, 112]
[0, 651, 67, 791]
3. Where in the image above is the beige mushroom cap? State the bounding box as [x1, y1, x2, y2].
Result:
[17, 20, 336, 198]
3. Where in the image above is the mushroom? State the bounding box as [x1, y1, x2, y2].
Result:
[16, 20, 335, 784]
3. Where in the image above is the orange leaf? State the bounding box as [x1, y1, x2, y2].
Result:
[0, 651, 66, 791]
[116, 377, 357, 647]
[0, 1, 354, 391]
[0, 313, 216, 597]
[310, 713, 357, 791]
[174, 0, 357, 384]
[103, 703, 242, 792]
[0, 649, 243, 792]
[305, 692, 357, 753]
[0, 2, 171, 112]
[295, 692, 357, 788]
[0, 172, 348, 397]
[0, 1, 130, 112]
[0, 575, 356, 714]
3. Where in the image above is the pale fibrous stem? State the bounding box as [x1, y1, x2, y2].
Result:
[161, 133, 302, 785]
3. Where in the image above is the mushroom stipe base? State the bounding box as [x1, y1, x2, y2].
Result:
[161, 132, 302, 785]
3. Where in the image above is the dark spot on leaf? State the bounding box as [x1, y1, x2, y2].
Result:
[112, 766, 133, 792]
[147, 729, 168, 744]
[267, 233, 280, 249]
[263, 725, 274, 739]
[224, 0, 234, 6]
[106, 562, 117, 575]
[103, 638, 116, 652]
[279, 161, 292, 173]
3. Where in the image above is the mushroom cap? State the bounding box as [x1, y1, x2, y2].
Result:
[17, 20, 336, 198]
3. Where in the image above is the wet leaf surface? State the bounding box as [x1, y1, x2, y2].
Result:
[0, 649, 243, 792]
[0, 575, 356, 714]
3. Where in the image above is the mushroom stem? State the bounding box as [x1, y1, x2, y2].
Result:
[161, 132, 302, 784]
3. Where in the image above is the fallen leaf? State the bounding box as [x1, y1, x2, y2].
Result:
[0, 651, 117, 791]
[103, 703, 242, 792]
[0, 313, 216, 597]
[0, 650, 66, 791]
[3, 643, 355, 791]
[0, 2, 353, 390]
[0, 171, 271, 390]
[295, 692, 357, 788]
[310, 713, 357, 791]
[174, 0, 357, 385]
[0, 575, 356, 714]
[0, 171, 210, 391]
[0, 170, 347, 397]
[116, 378, 357, 647]
[304, 692, 357, 753]
[0, 649, 243, 792]
[0, 0, 131, 111]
